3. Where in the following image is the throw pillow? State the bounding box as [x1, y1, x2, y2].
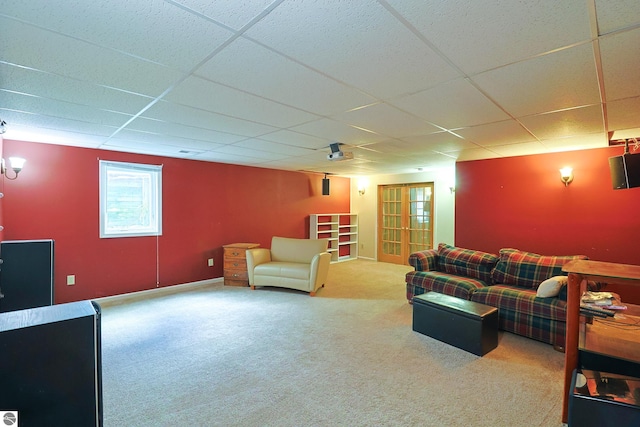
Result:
[536, 276, 568, 298]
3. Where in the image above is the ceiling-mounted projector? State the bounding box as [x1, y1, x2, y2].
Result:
[327, 142, 353, 161]
[328, 151, 353, 161]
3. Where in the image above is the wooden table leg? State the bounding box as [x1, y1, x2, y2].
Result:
[562, 273, 584, 423]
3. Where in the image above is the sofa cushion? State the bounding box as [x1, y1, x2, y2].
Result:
[270, 236, 328, 264]
[254, 262, 310, 280]
[471, 285, 567, 322]
[491, 248, 587, 289]
[405, 271, 488, 300]
[437, 243, 498, 283]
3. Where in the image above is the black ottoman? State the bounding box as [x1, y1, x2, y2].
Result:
[412, 292, 498, 356]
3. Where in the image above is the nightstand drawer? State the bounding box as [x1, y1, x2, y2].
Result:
[224, 269, 249, 281]
[224, 258, 247, 271]
[224, 247, 247, 259]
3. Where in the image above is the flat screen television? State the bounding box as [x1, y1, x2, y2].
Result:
[609, 153, 640, 190]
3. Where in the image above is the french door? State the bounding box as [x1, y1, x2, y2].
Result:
[377, 183, 434, 265]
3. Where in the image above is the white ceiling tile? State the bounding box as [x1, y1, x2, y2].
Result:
[0, 90, 133, 127]
[2, 123, 106, 148]
[193, 150, 275, 166]
[0, 17, 184, 96]
[454, 120, 537, 147]
[489, 141, 549, 157]
[244, 1, 459, 99]
[1, 0, 234, 71]
[600, 28, 640, 101]
[520, 105, 605, 140]
[610, 128, 640, 141]
[270, 152, 327, 169]
[594, 0, 640, 34]
[141, 101, 278, 137]
[607, 97, 640, 132]
[289, 119, 386, 146]
[0, 63, 153, 114]
[349, 147, 406, 162]
[453, 147, 504, 162]
[540, 133, 608, 152]
[257, 129, 331, 150]
[212, 144, 288, 161]
[332, 103, 441, 138]
[473, 43, 601, 117]
[233, 139, 316, 156]
[0, 109, 117, 137]
[166, 76, 319, 128]
[400, 132, 478, 154]
[196, 38, 377, 116]
[386, 0, 591, 75]
[109, 129, 225, 152]
[356, 139, 421, 155]
[125, 117, 245, 145]
[102, 139, 193, 156]
[171, 0, 277, 31]
[390, 78, 510, 129]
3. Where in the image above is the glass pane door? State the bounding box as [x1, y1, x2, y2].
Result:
[408, 184, 433, 254]
[377, 183, 434, 265]
[378, 186, 403, 264]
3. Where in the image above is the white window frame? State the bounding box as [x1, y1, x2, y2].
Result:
[99, 160, 162, 238]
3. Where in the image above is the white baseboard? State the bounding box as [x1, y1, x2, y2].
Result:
[95, 277, 224, 307]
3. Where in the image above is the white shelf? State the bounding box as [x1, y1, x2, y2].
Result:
[309, 213, 358, 263]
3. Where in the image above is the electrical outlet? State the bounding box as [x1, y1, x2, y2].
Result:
[207, 258, 214, 267]
[67, 275, 76, 286]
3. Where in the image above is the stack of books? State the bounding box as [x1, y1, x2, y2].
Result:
[580, 291, 626, 318]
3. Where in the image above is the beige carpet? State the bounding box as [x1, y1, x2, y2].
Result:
[100, 259, 566, 426]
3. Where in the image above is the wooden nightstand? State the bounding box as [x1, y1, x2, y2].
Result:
[222, 243, 259, 287]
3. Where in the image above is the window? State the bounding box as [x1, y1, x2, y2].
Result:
[99, 160, 162, 238]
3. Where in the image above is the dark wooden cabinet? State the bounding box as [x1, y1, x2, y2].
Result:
[0, 300, 103, 426]
[0, 239, 54, 313]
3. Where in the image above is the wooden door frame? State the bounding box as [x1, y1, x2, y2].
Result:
[377, 183, 434, 265]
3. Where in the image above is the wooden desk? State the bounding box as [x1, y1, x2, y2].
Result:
[561, 260, 640, 423]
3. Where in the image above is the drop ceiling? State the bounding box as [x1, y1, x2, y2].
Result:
[1, 0, 639, 176]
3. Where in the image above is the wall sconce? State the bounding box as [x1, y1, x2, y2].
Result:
[357, 178, 369, 196]
[1, 157, 26, 180]
[559, 167, 573, 186]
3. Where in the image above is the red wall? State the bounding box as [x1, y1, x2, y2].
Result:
[1, 139, 350, 303]
[455, 146, 640, 302]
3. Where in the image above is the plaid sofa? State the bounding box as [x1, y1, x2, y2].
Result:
[406, 244, 588, 347]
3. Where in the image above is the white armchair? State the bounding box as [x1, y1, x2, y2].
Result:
[246, 236, 331, 296]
